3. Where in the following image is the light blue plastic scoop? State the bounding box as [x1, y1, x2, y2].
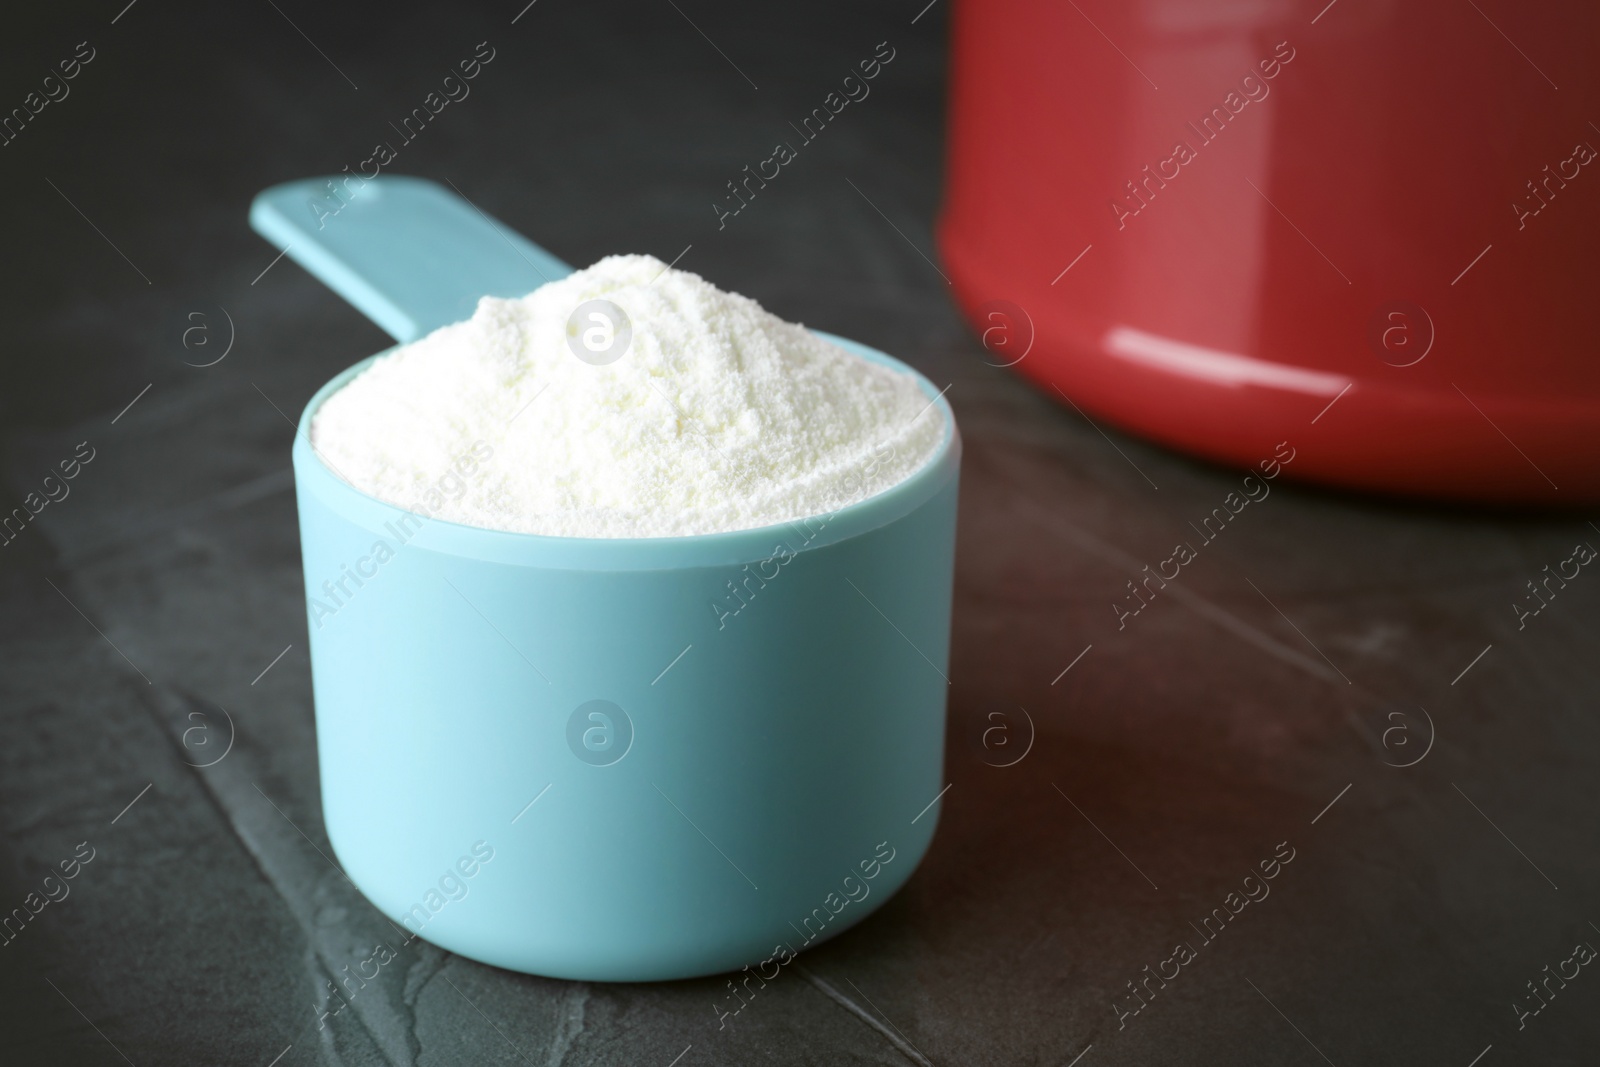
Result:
[250, 175, 961, 982]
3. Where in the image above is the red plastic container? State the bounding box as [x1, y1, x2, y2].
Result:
[939, 0, 1600, 504]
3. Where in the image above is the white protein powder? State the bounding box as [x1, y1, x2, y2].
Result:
[309, 254, 946, 538]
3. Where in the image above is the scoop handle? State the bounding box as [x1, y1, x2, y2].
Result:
[249, 176, 575, 344]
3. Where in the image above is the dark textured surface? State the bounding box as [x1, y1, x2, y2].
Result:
[2, 2, 1597, 1065]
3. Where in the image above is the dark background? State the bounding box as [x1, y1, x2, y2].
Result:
[1, 1, 1596, 1064]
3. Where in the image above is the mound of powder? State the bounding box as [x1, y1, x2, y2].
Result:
[309, 254, 946, 538]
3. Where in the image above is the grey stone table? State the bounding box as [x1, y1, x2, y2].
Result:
[1, 2, 1595, 1064]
